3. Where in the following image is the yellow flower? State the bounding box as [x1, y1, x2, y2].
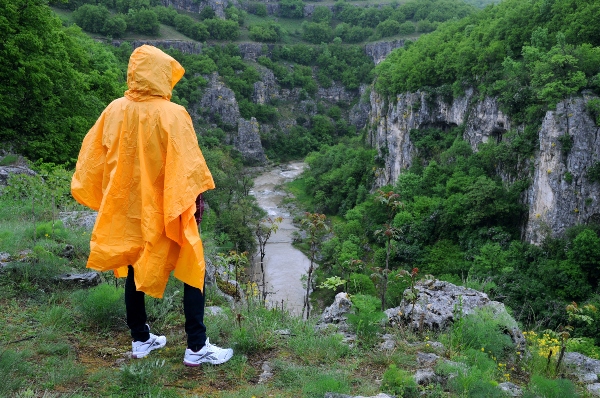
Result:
[481, 348, 485, 352]
[45, 234, 49, 237]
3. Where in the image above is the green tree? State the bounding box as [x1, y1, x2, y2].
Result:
[302, 22, 332, 44]
[0, 0, 124, 163]
[568, 229, 600, 288]
[312, 6, 332, 24]
[301, 213, 329, 319]
[280, 0, 304, 18]
[377, 19, 401, 38]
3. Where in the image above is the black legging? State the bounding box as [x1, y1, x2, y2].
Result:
[125, 265, 207, 351]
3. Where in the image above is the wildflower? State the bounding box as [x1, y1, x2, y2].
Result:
[481, 348, 485, 352]
[45, 234, 49, 237]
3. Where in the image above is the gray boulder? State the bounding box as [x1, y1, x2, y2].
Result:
[57, 272, 101, 287]
[0, 165, 37, 187]
[497, 382, 523, 397]
[563, 352, 600, 385]
[59, 211, 97, 230]
[388, 279, 525, 350]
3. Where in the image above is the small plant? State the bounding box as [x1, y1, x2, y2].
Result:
[255, 217, 282, 302]
[382, 364, 419, 397]
[346, 294, 386, 347]
[301, 212, 329, 319]
[374, 189, 403, 310]
[564, 171, 573, 184]
[557, 134, 573, 154]
[72, 283, 126, 331]
[586, 98, 600, 126]
[318, 276, 346, 291]
[587, 161, 600, 183]
[0, 154, 18, 166]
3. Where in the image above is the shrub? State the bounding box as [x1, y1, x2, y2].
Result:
[523, 375, 577, 398]
[249, 22, 284, 42]
[346, 294, 386, 346]
[382, 364, 419, 397]
[376, 19, 401, 38]
[398, 21, 416, 35]
[312, 6, 332, 24]
[72, 4, 110, 34]
[302, 22, 332, 44]
[587, 98, 600, 126]
[72, 284, 126, 331]
[449, 307, 514, 359]
[347, 273, 377, 296]
[253, 3, 267, 16]
[588, 161, 600, 183]
[205, 18, 240, 40]
[279, 0, 304, 18]
[127, 9, 160, 36]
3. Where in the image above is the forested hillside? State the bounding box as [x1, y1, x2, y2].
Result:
[308, 0, 600, 342]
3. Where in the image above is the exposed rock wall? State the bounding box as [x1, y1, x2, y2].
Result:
[111, 40, 203, 54]
[198, 73, 240, 126]
[235, 117, 266, 164]
[368, 87, 509, 186]
[370, 85, 600, 241]
[317, 82, 356, 103]
[526, 94, 600, 243]
[365, 40, 405, 64]
[349, 84, 371, 131]
[161, 0, 240, 19]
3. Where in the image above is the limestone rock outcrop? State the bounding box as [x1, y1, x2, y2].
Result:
[111, 40, 203, 54]
[199, 73, 240, 126]
[365, 40, 405, 64]
[161, 0, 240, 19]
[526, 94, 600, 243]
[234, 117, 266, 164]
[386, 279, 526, 351]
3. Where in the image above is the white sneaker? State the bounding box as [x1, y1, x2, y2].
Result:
[183, 338, 233, 366]
[131, 333, 167, 359]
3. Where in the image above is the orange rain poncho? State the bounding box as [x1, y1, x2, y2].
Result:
[71, 45, 215, 298]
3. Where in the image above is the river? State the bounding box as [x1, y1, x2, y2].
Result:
[249, 161, 310, 316]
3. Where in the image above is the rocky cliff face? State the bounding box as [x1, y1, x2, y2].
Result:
[111, 40, 203, 54]
[198, 73, 241, 126]
[235, 117, 266, 164]
[365, 40, 405, 64]
[526, 94, 600, 243]
[161, 0, 240, 19]
[369, 86, 600, 242]
[367, 87, 509, 186]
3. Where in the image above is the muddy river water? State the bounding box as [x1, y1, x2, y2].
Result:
[249, 162, 310, 315]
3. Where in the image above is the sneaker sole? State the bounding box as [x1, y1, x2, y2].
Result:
[183, 352, 233, 367]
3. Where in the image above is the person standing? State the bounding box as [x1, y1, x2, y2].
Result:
[72, 45, 232, 366]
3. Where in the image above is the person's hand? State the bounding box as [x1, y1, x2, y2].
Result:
[194, 194, 204, 225]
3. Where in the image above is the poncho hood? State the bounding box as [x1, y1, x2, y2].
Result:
[125, 44, 185, 101]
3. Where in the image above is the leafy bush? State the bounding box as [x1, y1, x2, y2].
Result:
[588, 161, 600, 183]
[382, 364, 419, 397]
[72, 284, 126, 331]
[249, 22, 285, 42]
[449, 307, 514, 359]
[587, 98, 600, 126]
[523, 375, 577, 398]
[346, 294, 386, 346]
[36, 220, 68, 241]
[347, 273, 377, 296]
[279, 0, 304, 18]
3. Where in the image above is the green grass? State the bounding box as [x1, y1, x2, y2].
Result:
[284, 177, 314, 210]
